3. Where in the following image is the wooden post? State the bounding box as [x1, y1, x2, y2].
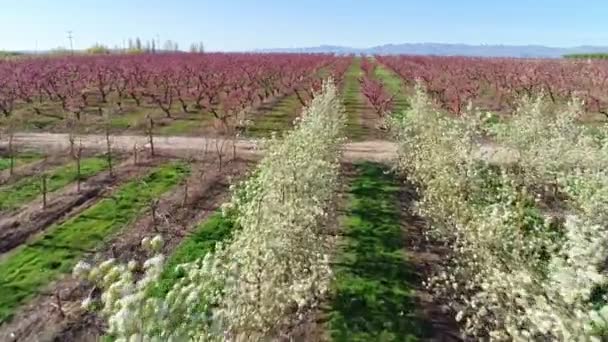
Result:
[42, 174, 48, 209]
[105, 127, 114, 177]
[147, 116, 155, 157]
[8, 131, 14, 177]
[150, 199, 159, 232]
[75, 142, 82, 193]
[182, 179, 189, 207]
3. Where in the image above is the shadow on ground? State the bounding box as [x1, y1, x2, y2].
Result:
[328, 162, 432, 342]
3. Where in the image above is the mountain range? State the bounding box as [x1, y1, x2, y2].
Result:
[256, 43, 608, 58]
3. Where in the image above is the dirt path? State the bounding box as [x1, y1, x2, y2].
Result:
[0, 158, 250, 342]
[0, 132, 400, 163]
[398, 176, 462, 341]
[0, 132, 518, 166]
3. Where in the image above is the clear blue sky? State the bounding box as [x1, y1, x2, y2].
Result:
[1, 0, 607, 51]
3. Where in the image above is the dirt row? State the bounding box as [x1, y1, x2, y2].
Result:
[0, 157, 250, 342]
[397, 177, 461, 341]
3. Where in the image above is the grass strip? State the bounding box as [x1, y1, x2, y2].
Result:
[342, 58, 368, 141]
[328, 162, 427, 341]
[0, 152, 41, 171]
[373, 63, 410, 114]
[148, 211, 237, 297]
[0, 157, 109, 211]
[0, 162, 190, 323]
[248, 95, 301, 138]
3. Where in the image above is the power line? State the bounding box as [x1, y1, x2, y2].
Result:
[67, 30, 74, 55]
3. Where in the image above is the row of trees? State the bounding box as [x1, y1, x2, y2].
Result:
[0, 53, 343, 131]
[359, 58, 393, 126]
[54, 38, 202, 55]
[73, 80, 347, 340]
[86, 37, 191, 54]
[378, 55, 608, 116]
[391, 86, 608, 340]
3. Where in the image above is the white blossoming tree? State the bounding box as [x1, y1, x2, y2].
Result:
[390, 84, 608, 340]
[74, 79, 346, 341]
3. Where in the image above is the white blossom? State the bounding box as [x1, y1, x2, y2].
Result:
[390, 86, 608, 340]
[74, 79, 345, 340]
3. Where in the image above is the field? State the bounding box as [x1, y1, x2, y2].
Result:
[0, 52, 607, 341]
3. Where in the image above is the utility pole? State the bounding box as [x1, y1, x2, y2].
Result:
[67, 30, 74, 55]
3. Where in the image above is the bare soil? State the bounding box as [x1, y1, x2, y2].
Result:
[398, 178, 462, 341]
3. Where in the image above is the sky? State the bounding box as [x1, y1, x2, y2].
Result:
[1, 0, 607, 51]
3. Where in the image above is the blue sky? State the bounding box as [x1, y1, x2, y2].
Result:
[1, 0, 607, 51]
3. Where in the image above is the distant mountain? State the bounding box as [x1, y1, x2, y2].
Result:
[256, 43, 608, 58]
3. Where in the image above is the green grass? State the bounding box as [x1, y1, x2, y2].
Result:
[112, 106, 210, 136]
[247, 66, 332, 139]
[158, 112, 211, 135]
[0, 152, 42, 171]
[148, 211, 237, 297]
[247, 94, 302, 138]
[342, 58, 368, 141]
[0, 157, 109, 211]
[110, 107, 151, 130]
[328, 162, 427, 341]
[22, 115, 60, 131]
[0, 162, 190, 323]
[373, 63, 410, 114]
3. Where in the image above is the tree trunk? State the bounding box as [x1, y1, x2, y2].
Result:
[130, 93, 141, 106]
[179, 99, 189, 113]
[162, 106, 172, 118]
[182, 180, 189, 207]
[76, 143, 82, 192]
[294, 89, 307, 106]
[147, 117, 155, 157]
[150, 200, 159, 232]
[105, 128, 114, 177]
[8, 133, 14, 177]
